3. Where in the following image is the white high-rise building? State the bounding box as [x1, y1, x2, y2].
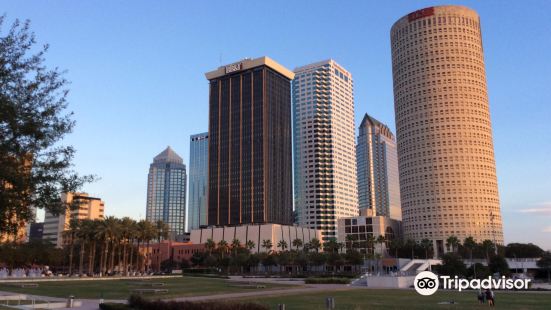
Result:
[292, 60, 358, 241]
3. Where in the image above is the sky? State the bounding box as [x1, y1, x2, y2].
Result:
[2, 0, 550, 250]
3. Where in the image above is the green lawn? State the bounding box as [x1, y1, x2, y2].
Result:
[0, 276, 292, 300]
[239, 289, 551, 310]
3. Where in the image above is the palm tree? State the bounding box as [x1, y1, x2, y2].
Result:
[205, 238, 216, 255]
[87, 219, 101, 275]
[309, 238, 321, 253]
[464, 236, 478, 277]
[75, 220, 87, 276]
[127, 219, 138, 275]
[261, 239, 273, 253]
[420, 239, 433, 259]
[139, 220, 157, 273]
[155, 220, 170, 242]
[246, 240, 256, 252]
[292, 238, 303, 251]
[277, 240, 288, 252]
[481, 240, 494, 263]
[366, 235, 375, 255]
[324, 238, 339, 253]
[231, 239, 241, 256]
[345, 235, 355, 252]
[218, 240, 229, 258]
[104, 216, 120, 274]
[446, 235, 460, 253]
[64, 218, 80, 275]
[119, 217, 135, 276]
[405, 239, 416, 259]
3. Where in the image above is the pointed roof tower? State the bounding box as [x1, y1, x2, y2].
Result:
[153, 146, 183, 164]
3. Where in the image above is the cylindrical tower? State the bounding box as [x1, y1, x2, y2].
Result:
[390, 5, 504, 255]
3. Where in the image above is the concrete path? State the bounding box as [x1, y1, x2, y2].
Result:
[168, 284, 356, 302]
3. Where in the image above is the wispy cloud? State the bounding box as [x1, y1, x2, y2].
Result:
[518, 202, 551, 215]
[543, 226, 551, 233]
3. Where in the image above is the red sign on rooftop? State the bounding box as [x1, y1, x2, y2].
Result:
[408, 7, 435, 22]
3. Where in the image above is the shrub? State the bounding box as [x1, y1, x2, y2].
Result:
[304, 277, 351, 284]
[128, 295, 268, 310]
[99, 303, 131, 310]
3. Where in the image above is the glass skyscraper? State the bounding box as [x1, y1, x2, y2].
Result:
[146, 146, 187, 238]
[188, 132, 208, 231]
[205, 57, 294, 226]
[356, 114, 401, 220]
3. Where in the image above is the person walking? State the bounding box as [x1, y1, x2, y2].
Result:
[485, 288, 495, 307]
[477, 288, 485, 304]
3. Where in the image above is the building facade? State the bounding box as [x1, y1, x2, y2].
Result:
[390, 5, 504, 255]
[357, 114, 401, 220]
[146, 147, 187, 238]
[190, 223, 321, 253]
[337, 212, 402, 255]
[293, 60, 358, 241]
[188, 132, 209, 231]
[206, 57, 294, 226]
[43, 193, 105, 247]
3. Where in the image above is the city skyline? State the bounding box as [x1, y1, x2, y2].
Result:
[5, 1, 550, 249]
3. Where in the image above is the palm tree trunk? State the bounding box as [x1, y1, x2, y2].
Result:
[129, 240, 134, 276]
[109, 242, 116, 273]
[78, 241, 85, 275]
[69, 239, 75, 275]
[89, 240, 96, 275]
[102, 241, 109, 275]
[99, 243, 104, 276]
[123, 242, 128, 276]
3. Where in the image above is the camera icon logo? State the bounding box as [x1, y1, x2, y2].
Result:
[414, 271, 439, 296]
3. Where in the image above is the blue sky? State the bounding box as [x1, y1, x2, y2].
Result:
[3, 0, 550, 249]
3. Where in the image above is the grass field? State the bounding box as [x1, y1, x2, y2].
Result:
[239, 288, 551, 310]
[0, 276, 292, 300]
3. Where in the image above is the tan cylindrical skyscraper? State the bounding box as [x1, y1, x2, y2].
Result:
[390, 5, 503, 255]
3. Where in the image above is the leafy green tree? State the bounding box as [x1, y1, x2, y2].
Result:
[505, 243, 544, 259]
[0, 17, 94, 237]
[468, 263, 491, 279]
[436, 253, 467, 277]
[463, 236, 478, 277]
[489, 255, 510, 276]
[481, 240, 495, 262]
[345, 249, 363, 273]
[537, 252, 551, 283]
[420, 239, 433, 259]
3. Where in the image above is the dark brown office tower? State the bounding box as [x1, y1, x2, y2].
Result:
[206, 57, 294, 226]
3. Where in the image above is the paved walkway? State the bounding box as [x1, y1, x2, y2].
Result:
[169, 284, 356, 302]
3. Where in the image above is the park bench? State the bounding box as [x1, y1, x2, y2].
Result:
[131, 288, 169, 295]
